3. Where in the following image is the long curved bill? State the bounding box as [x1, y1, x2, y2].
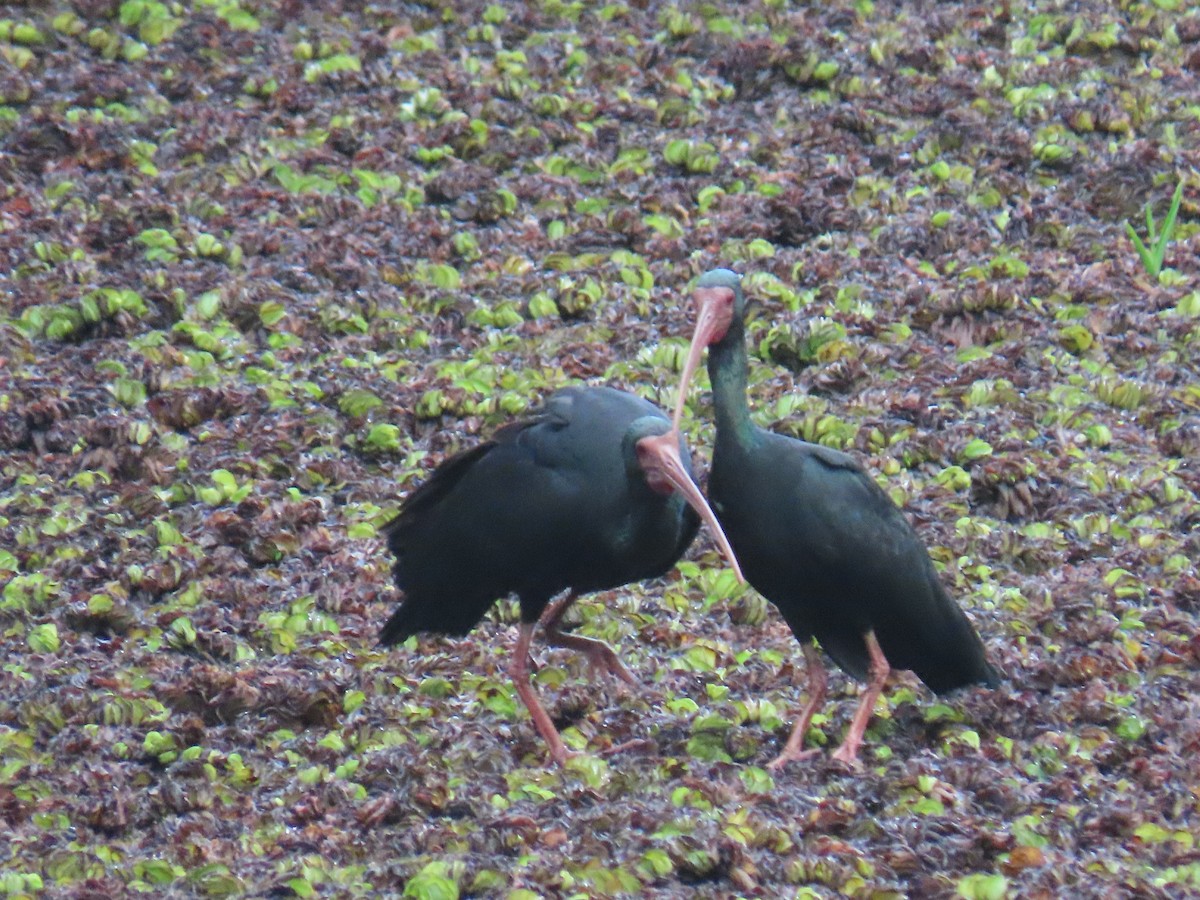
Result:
[671, 287, 728, 432]
[636, 430, 744, 583]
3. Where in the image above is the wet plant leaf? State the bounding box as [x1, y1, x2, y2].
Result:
[27, 623, 59, 653]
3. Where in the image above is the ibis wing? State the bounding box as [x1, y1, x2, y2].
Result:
[382, 441, 494, 544]
[380, 395, 596, 643]
[384, 395, 569, 544]
[728, 434, 995, 690]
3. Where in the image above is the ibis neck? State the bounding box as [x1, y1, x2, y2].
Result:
[707, 317, 754, 441]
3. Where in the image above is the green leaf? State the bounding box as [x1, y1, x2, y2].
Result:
[812, 60, 839, 81]
[682, 644, 717, 671]
[1115, 715, 1147, 742]
[88, 593, 114, 615]
[1084, 424, 1112, 447]
[1174, 291, 1200, 318]
[211, 469, 239, 496]
[113, 377, 147, 407]
[643, 213, 683, 237]
[738, 766, 775, 794]
[419, 677, 455, 698]
[194, 233, 225, 258]
[686, 731, 732, 763]
[154, 519, 184, 546]
[663, 140, 690, 166]
[46, 308, 83, 340]
[564, 754, 610, 788]
[936, 465, 971, 491]
[136, 858, 181, 885]
[143, 730, 177, 758]
[28, 623, 60, 653]
[952, 729, 981, 750]
[216, 4, 260, 31]
[259, 301, 286, 327]
[911, 795, 943, 815]
[957, 873, 1008, 900]
[697, 184, 725, 213]
[691, 713, 732, 732]
[169, 617, 196, 646]
[958, 439, 993, 462]
[136, 227, 178, 251]
[403, 861, 459, 900]
[364, 423, 402, 452]
[746, 238, 775, 258]
[1134, 822, 1170, 843]
[194, 291, 221, 320]
[924, 705, 964, 726]
[288, 878, 316, 898]
[1057, 324, 1093, 352]
[303, 53, 362, 83]
[416, 263, 461, 290]
[639, 848, 674, 878]
[11, 22, 45, 44]
[340, 389, 384, 418]
[494, 188, 517, 215]
[527, 292, 558, 319]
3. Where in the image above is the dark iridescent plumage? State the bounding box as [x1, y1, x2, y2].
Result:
[676, 268, 999, 766]
[381, 385, 741, 764]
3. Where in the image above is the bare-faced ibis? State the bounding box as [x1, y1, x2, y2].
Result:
[673, 268, 999, 767]
[381, 385, 743, 765]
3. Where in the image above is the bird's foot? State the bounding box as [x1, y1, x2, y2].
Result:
[543, 629, 639, 687]
[766, 747, 821, 771]
[585, 643, 638, 687]
[545, 742, 578, 767]
[600, 738, 655, 758]
[829, 743, 864, 767]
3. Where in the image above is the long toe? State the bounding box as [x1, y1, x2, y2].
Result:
[589, 645, 638, 686]
[601, 738, 656, 757]
[767, 747, 822, 771]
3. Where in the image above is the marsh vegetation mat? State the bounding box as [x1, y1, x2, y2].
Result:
[1, 1, 1199, 896]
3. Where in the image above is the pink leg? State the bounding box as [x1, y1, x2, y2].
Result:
[537, 590, 576, 629]
[509, 621, 571, 766]
[768, 641, 828, 770]
[830, 630, 890, 765]
[541, 591, 637, 687]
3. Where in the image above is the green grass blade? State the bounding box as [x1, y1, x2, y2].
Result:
[1151, 180, 1185, 272]
[1124, 223, 1154, 274]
